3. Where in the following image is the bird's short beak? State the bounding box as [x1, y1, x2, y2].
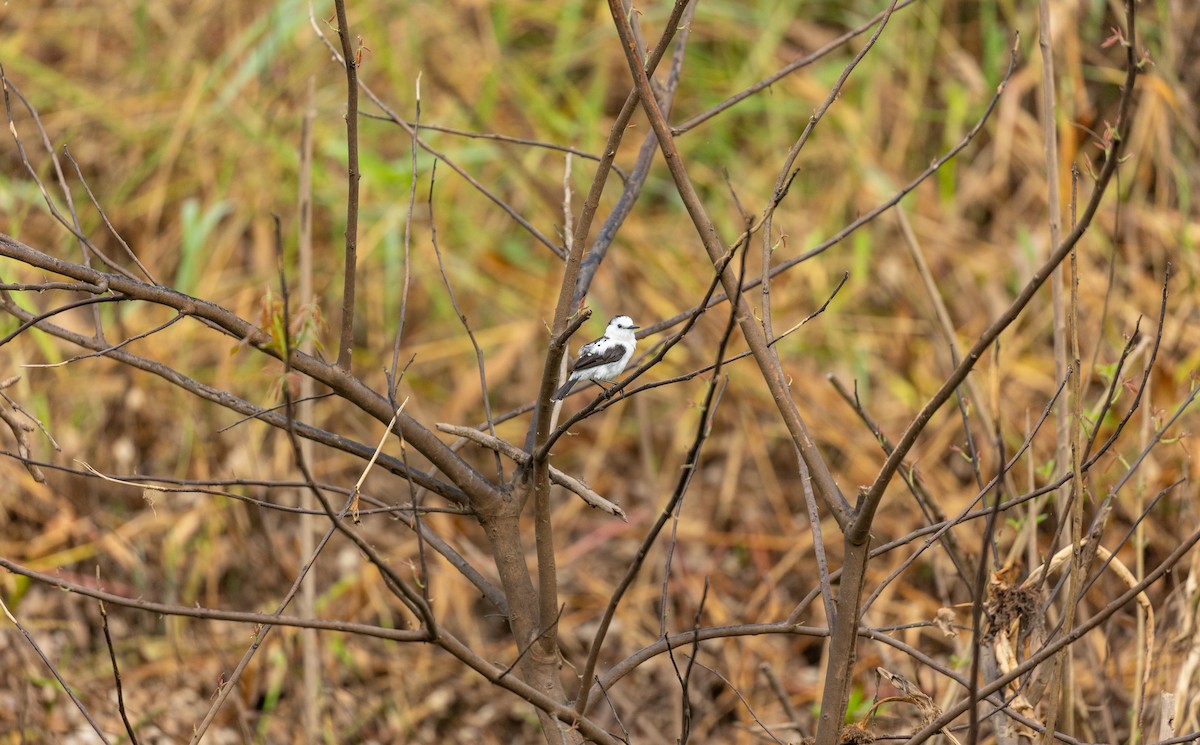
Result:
[631, 324, 640, 329]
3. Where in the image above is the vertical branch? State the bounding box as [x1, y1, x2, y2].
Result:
[797, 449, 837, 629]
[515, 14, 696, 731]
[529, 0, 693, 447]
[1046, 152, 1089, 745]
[98, 599, 141, 745]
[1039, 0, 1070, 585]
[389, 73, 421, 401]
[426, 163, 504, 481]
[1133, 278, 1153, 739]
[297, 75, 321, 744]
[530, 155, 579, 654]
[1037, 0, 1069, 734]
[332, 0, 361, 370]
[966, 429, 1008, 744]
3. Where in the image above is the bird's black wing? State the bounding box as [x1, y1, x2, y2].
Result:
[570, 339, 627, 373]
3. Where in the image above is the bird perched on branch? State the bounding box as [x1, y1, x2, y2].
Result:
[551, 315, 639, 400]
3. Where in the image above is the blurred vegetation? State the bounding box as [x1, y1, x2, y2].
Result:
[1, 0, 1198, 742]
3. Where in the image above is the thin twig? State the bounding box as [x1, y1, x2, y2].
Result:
[691, 659, 788, 745]
[0, 377, 59, 452]
[673, 0, 920, 133]
[388, 73, 421, 402]
[1084, 267, 1169, 465]
[359, 112, 629, 182]
[639, 40, 1022, 342]
[98, 597, 141, 745]
[667, 578, 709, 745]
[426, 161, 503, 481]
[0, 68, 129, 334]
[797, 449, 836, 629]
[826, 374, 974, 586]
[760, 0, 901, 365]
[594, 678, 631, 744]
[296, 76, 321, 738]
[63, 146, 159, 284]
[895, 206, 1009, 498]
[308, 4, 563, 258]
[22, 312, 185, 368]
[0, 398, 45, 482]
[437, 423, 626, 520]
[0, 68, 109, 298]
[760, 663, 806, 739]
[0, 559, 430, 641]
[0, 593, 112, 744]
[349, 401, 407, 523]
[0, 294, 125, 348]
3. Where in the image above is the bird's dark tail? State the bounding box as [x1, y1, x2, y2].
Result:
[551, 378, 576, 401]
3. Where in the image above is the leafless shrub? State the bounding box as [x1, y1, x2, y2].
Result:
[3, 0, 1196, 743]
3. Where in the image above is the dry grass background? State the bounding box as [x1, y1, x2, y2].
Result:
[1, 0, 1198, 743]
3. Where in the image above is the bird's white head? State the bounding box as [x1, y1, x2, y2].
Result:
[606, 315, 639, 339]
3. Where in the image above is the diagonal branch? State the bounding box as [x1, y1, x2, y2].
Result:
[672, 0, 919, 134]
[573, 0, 698, 306]
[0, 593, 112, 744]
[0, 232, 499, 507]
[639, 40, 1021, 342]
[604, 0, 851, 532]
[854, 13, 1141, 542]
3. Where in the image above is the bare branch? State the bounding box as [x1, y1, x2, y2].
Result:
[903, 524, 1200, 745]
[437, 423, 627, 520]
[673, 0, 919, 133]
[573, 0, 698, 305]
[605, 0, 851, 539]
[575, 231, 743, 717]
[0, 232, 497, 506]
[331, 0, 361, 370]
[98, 598, 141, 745]
[856, 14, 1141, 540]
[359, 111, 630, 182]
[0, 591, 112, 745]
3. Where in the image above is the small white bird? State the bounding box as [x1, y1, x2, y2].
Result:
[552, 315, 639, 400]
